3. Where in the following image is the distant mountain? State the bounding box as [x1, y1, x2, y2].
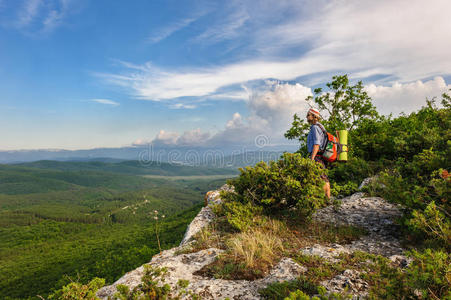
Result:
[205, 150, 291, 168]
[10, 160, 239, 176]
[0, 144, 299, 165]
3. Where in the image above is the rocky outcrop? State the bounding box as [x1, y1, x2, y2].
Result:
[98, 180, 407, 299]
[97, 247, 306, 299]
[179, 184, 232, 246]
[313, 192, 404, 256]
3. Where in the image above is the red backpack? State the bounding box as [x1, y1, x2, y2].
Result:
[315, 124, 341, 162]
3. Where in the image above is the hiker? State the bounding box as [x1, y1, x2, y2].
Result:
[306, 108, 331, 200]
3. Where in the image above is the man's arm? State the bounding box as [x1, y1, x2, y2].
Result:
[311, 144, 320, 160]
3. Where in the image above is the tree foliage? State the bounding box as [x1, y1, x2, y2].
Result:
[284, 74, 379, 155]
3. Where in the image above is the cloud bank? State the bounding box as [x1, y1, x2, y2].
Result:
[367, 77, 451, 116]
[137, 77, 450, 148]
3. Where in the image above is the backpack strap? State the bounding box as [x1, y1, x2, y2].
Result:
[313, 123, 328, 151]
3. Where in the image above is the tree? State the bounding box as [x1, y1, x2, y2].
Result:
[285, 74, 379, 155]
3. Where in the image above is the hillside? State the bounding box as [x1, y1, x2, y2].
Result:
[0, 162, 234, 299]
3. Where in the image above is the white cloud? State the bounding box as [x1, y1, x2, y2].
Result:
[152, 130, 180, 146]
[225, 112, 244, 129]
[146, 82, 313, 148]
[102, 0, 451, 101]
[194, 6, 249, 44]
[176, 128, 211, 146]
[132, 138, 149, 146]
[150, 128, 210, 147]
[16, 0, 42, 28]
[147, 17, 198, 44]
[91, 98, 120, 106]
[366, 76, 451, 116]
[169, 103, 196, 109]
[208, 82, 312, 146]
[8, 0, 75, 34]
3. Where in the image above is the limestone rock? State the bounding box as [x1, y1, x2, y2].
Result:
[180, 184, 232, 246]
[313, 192, 404, 257]
[97, 247, 305, 300]
[320, 269, 369, 298]
[301, 244, 352, 262]
[389, 254, 412, 268]
[180, 206, 215, 246]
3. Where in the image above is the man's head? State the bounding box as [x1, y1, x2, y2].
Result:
[306, 108, 321, 124]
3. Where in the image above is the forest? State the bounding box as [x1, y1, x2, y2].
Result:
[0, 161, 233, 299]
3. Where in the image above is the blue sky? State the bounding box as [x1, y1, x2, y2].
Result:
[1, 0, 450, 150]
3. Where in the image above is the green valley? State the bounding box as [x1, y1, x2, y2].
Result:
[0, 161, 231, 299]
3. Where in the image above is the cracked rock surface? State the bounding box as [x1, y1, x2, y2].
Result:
[313, 192, 404, 257]
[97, 247, 305, 299]
[302, 190, 407, 298]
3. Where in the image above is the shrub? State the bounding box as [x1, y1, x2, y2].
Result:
[47, 277, 105, 300]
[284, 288, 351, 300]
[409, 201, 450, 247]
[214, 201, 263, 232]
[330, 181, 358, 198]
[405, 249, 450, 299]
[367, 249, 450, 299]
[222, 153, 325, 219]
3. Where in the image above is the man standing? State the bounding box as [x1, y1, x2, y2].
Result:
[306, 108, 331, 200]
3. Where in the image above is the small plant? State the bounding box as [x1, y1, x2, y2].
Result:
[113, 265, 198, 300]
[186, 224, 225, 253]
[260, 280, 352, 300]
[151, 210, 165, 253]
[195, 219, 286, 280]
[47, 277, 105, 300]
[259, 277, 318, 299]
[284, 287, 352, 300]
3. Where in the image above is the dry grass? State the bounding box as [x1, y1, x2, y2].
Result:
[227, 219, 285, 268]
[187, 210, 366, 281]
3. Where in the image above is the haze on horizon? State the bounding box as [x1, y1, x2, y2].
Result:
[1, 0, 450, 151]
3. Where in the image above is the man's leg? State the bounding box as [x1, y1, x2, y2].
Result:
[323, 181, 330, 200]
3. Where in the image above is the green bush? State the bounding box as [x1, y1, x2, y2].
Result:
[222, 153, 326, 218]
[48, 277, 105, 300]
[282, 287, 351, 300]
[328, 157, 373, 185]
[406, 249, 450, 299]
[284, 290, 315, 300]
[330, 181, 358, 198]
[367, 249, 450, 299]
[350, 96, 451, 163]
[214, 201, 263, 231]
[409, 201, 450, 247]
[372, 163, 450, 247]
